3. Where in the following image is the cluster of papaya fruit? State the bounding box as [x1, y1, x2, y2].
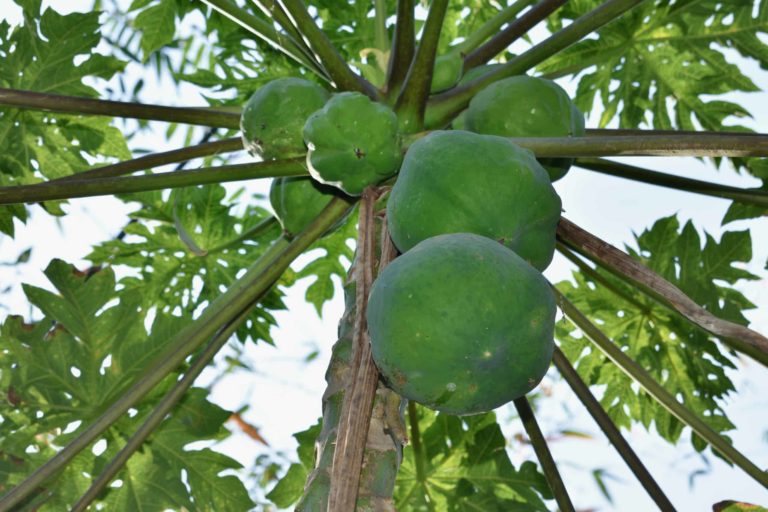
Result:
[241, 69, 584, 415]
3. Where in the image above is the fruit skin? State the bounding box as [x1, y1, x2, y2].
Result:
[269, 177, 339, 238]
[430, 54, 463, 93]
[366, 233, 556, 416]
[303, 92, 402, 196]
[465, 75, 585, 181]
[387, 130, 561, 271]
[240, 77, 329, 160]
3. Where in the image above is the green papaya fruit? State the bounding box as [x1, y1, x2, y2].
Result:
[387, 130, 561, 270]
[303, 92, 402, 196]
[430, 53, 463, 93]
[241, 77, 329, 160]
[465, 75, 585, 181]
[269, 177, 340, 238]
[366, 233, 555, 416]
[451, 64, 504, 130]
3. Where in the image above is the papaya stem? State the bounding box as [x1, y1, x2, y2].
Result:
[385, 0, 415, 99]
[407, 401, 427, 483]
[209, 216, 280, 254]
[513, 397, 576, 512]
[394, 0, 450, 132]
[425, 0, 646, 128]
[328, 188, 381, 511]
[506, 134, 768, 157]
[451, 0, 536, 56]
[0, 159, 307, 205]
[70, 301, 257, 512]
[463, 0, 568, 70]
[586, 128, 768, 137]
[0, 196, 355, 511]
[52, 137, 243, 183]
[552, 348, 677, 512]
[553, 289, 768, 488]
[200, 0, 328, 79]
[251, 0, 327, 77]
[556, 217, 768, 366]
[374, 0, 390, 52]
[575, 157, 768, 208]
[0, 87, 240, 128]
[281, 0, 379, 97]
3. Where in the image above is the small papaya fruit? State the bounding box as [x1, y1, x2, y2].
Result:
[430, 53, 463, 93]
[465, 75, 585, 181]
[269, 177, 340, 238]
[241, 77, 329, 160]
[303, 92, 402, 196]
[451, 64, 504, 130]
[387, 130, 561, 270]
[366, 233, 555, 416]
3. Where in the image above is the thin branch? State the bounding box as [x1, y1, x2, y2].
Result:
[553, 289, 768, 488]
[53, 138, 243, 183]
[209, 216, 280, 254]
[513, 397, 576, 512]
[201, 0, 328, 79]
[507, 134, 768, 157]
[0, 159, 307, 205]
[280, 0, 378, 96]
[552, 348, 676, 512]
[0, 88, 240, 129]
[328, 187, 381, 511]
[252, 0, 325, 74]
[385, 0, 415, 97]
[556, 217, 768, 365]
[463, 0, 568, 70]
[70, 300, 257, 512]
[425, 0, 645, 128]
[452, 0, 536, 56]
[575, 157, 768, 208]
[0, 197, 355, 511]
[586, 128, 768, 137]
[394, 0, 450, 132]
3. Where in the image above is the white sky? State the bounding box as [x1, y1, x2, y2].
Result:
[0, 1, 766, 510]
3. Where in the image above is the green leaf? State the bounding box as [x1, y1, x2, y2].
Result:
[396, 407, 550, 511]
[267, 420, 321, 508]
[133, 0, 178, 59]
[556, 215, 759, 448]
[540, 1, 766, 131]
[723, 158, 768, 224]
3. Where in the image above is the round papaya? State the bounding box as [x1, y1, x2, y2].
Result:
[303, 92, 402, 196]
[269, 177, 340, 238]
[240, 77, 329, 160]
[451, 64, 504, 130]
[366, 233, 555, 416]
[387, 130, 561, 271]
[430, 53, 463, 93]
[464, 75, 585, 181]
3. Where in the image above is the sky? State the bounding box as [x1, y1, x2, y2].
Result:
[0, 1, 766, 511]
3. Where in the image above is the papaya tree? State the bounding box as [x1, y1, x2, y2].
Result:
[0, 0, 767, 510]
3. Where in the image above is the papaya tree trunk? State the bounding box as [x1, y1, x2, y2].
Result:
[297, 198, 407, 511]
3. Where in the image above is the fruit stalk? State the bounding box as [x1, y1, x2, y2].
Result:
[0, 198, 353, 511]
[0, 87, 241, 128]
[552, 348, 676, 512]
[0, 159, 308, 205]
[554, 289, 768, 488]
[513, 397, 575, 512]
[556, 217, 768, 365]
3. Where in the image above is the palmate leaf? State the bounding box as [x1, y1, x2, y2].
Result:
[556, 215, 760, 449]
[86, 184, 286, 344]
[538, 0, 767, 131]
[0, 1, 128, 234]
[723, 158, 768, 224]
[396, 407, 550, 511]
[0, 260, 252, 510]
